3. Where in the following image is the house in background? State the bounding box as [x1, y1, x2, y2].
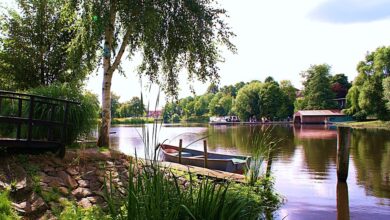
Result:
[147, 110, 162, 119]
[293, 110, 352, 124]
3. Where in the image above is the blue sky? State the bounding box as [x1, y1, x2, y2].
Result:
[311, 0, 390, 23]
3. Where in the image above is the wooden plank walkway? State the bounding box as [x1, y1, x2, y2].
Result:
[158, 161, 247, 183]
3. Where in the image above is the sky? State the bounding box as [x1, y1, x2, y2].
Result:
[3, 0, 390, 107]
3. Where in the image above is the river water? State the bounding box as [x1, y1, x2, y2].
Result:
[110, 123, 390, 220]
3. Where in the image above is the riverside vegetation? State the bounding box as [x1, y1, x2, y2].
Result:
[0, 139, 281, 219]
[0, 86, 281, 219]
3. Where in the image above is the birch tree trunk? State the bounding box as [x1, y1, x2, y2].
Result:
[97, 0, 116, 147]
[97, 52, 113, 147]
[97, 0, 131, 147]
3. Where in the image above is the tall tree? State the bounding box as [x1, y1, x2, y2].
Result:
[345, 46, 390, 120]
[234, 82, 262, 121]
[0, 0, 91, 89]
[68, 0, 236, 146]
[209, 92, 233, 116]
[258, 82, 284, 119]
[280, 80, 296, 116]
[297, 64, 336, 110]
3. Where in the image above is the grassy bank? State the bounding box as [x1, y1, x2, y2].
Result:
[337, 120, 390, 129]
[111, 117, 156, 125]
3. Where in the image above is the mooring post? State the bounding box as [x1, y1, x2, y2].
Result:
[203, 140, 208, 168]
[337, 127, 351, 182]
[178, 139, 182, 164]
[337, 182, 350, 220]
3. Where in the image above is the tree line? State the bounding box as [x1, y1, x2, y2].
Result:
[110, 93, 145, 118]
[162, 65, 358, 123]
[162, 78, 297, 122]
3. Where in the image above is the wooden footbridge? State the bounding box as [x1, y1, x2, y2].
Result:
[0, 90, 79, 157]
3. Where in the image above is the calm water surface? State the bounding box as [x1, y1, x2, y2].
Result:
[110, 124, 390, 220]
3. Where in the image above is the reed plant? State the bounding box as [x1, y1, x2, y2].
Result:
[245, 126, 279, 186]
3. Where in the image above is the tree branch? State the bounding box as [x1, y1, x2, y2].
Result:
[108, 29, 131, 74]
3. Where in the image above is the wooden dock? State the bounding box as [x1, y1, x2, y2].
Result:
[158, 161, 246, 183]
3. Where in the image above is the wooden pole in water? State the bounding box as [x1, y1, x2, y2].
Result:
[337, 127, 351, 182]
[179, 139, 182, 164]
[203, 140, 208, 168]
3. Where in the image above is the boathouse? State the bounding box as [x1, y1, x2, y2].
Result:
[293, 110, 349, 124]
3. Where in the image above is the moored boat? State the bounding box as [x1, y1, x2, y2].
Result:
[159, 144, 250, 173]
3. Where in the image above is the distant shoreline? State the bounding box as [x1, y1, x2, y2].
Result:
[336, 120, 390, 130]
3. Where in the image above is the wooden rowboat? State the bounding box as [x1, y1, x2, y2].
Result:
[160, 144, 251, 173]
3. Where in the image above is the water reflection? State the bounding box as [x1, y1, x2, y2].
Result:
[351, 129, 390, 200]
[109, 123, 390, 219]
[337, 182, 350, 220]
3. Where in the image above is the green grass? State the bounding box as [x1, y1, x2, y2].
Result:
[337, 120, 390, 129]
[58, 200, 109, 220]
[0, 190, 20, 220]
[111, 117, 155, 125]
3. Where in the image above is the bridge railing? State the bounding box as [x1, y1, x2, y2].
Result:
[0, 90, 79, 157]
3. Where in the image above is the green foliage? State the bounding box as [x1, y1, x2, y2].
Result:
[0, 190, 19, 220]
[162, 101, 180, 123]
[259, 82, 285, 120]
[208, 92, 233, 116]
[162, 80, 296, 122]
[234, 80, 294, 121]
[234, 82, 263, 121]
[0, 0, 92, 90]
[383, 77, 390, 110]
[28, 84, 99, 144]
[171, 113, 181, 123]
[297, 64, 337, 110]
[111, 93, 121, 118]
[344, 46, 390, 120]
[279, 80, 296, 117]
[68, 0, 236, 98]
[194, 94, 214, 116]
[59, 200, 109, 220]
[207, 83, 219, 94]
[117, 97, 145, 118]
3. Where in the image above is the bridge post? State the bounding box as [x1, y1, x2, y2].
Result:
[337, 127, 351, 182]
[27, 96, 35, 143]
[16, 98, 22, 139]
